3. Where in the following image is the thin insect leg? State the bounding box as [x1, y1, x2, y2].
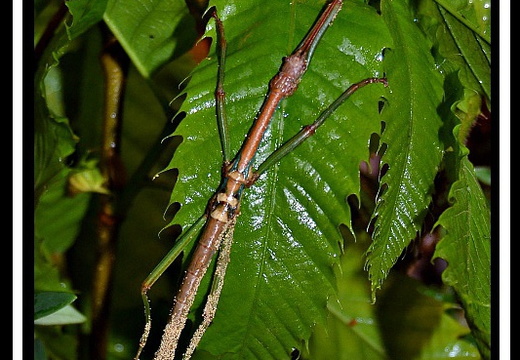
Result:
[211, 10, 231, 163]
[182, 218, 236, 360]
[134, 215, 207, 360]
[251, 78, 388, 182]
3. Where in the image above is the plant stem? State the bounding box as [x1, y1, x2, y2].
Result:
[89, 32, 128, 360]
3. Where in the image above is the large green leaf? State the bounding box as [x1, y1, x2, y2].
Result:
[366, 0, 444, 297]
[157, 0, 391, 358]
[35, 175, 92, 255]
[434, 137, 491, 359]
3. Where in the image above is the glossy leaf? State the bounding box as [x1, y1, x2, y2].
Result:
[414, 0, 491, 142]
[366, 0, 444, 297]
[439, 7, 491, 99]
[434, 0, 491, 43]
[159, 0, 391, 358]
[434, 137, 491, 359]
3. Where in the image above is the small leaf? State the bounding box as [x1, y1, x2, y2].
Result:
[452, 90, 483, 144]
[103, 0, 198, 77]
[35, 175, 92, 254]
[34, 305, 87, 325]
[34, 292, 77, 320]
[474, 166, 491, 186]
[65, 0, 108, 40]
[67, 158, 110, 195]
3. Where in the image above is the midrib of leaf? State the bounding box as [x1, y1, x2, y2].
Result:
[366, 0, 444, 296]
[158, 0, 391, 358]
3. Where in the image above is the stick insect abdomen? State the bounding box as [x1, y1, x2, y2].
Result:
[153, 172, 245, 360]
[153, 215, 229, 360]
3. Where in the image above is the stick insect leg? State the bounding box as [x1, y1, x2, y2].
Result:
[182, 218, 236, 360]
[249, 77, 388, 184]
[211, 10, 231, 163]
[134, 215, 207, 360]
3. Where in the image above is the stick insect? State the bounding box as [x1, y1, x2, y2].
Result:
[136, 1, 387, 359]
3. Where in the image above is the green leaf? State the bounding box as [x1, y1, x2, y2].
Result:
[434, 0, 491, 44]
[103, 0, 198, 78]
[376, 274, 481, 360]
[366, 0, 444, 297]
[35, 175, 92, 254]
[414, 0, 491, 144]
[434, 138, 491, 359]
[34, 292, 77, 320]
[474, 166, 491, 186]
[415, 0, 489, 99]
[304, 237, 388, 360]
[305, 237, 481, 360]
[452, 90, 483, 144]
[65, 0, 108, 40]
[158, 0, 391, 358]
[34, 327, 79, 360]
[35, 305, 87, 325]
[34, 23, 79, 204]
[438, 6, 491, 99]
